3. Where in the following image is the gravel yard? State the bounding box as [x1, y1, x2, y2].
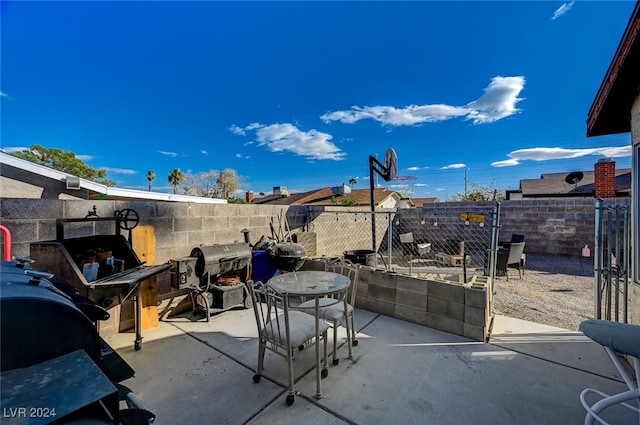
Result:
[492, 254, 596, 331]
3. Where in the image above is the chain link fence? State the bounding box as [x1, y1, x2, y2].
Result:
[304, 205, 500, 282]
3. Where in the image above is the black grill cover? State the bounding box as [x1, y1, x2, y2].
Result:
[0, 270, 101, 373]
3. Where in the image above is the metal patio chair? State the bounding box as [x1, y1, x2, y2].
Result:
[247, 280, 330, 406]
[297, 260, 360, 365]
[579, 319, 640, 425]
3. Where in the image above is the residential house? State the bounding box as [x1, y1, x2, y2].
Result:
[586, 1, 639, 319]
[396, 197, 440, 208]
[506, 159, 632, 200]
[246, 185, 401, 208]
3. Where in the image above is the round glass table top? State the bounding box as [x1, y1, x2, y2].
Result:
[267, 270, 350, 296]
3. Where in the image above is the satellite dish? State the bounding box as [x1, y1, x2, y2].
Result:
[564, 171, 584, 185]
[383, 148, 398, 181]
[565, 171, 584, 191]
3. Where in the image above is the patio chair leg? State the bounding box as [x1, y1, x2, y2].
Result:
[332, 322, 339, 365]
[350, 314, 358, 348]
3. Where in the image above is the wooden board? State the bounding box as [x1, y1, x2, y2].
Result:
[132, 226, 158, 330]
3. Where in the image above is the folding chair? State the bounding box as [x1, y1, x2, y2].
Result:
[297, 260, 360, 365]
[247, 280, 330, 406]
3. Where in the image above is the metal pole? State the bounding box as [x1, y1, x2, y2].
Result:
[594, 198, 603, 320]
[614, 206, 621, 322]
[369, 156, 376, 252]
[489, 203, 501, 297]
[623, 206, 629, 323]
[606, 207, 614, 320]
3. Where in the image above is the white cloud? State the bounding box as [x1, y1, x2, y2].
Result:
[235, 153, 242, 158]
[0, 91, 7, 97]
[408, 166, 430, 171]
[552, 1, 575, 20]
[104, 167, 137, 175]
[321, 76, 525, 127]
[414, 183, 428, 187]
[231, 122, 345, 160]
[201, 150, 208, 156]
[491, 145, 632, 167]
[158, 151, 178, 157]
[441, 163, 466, 170]
[229, 125, 245, 136]
[76, 154, 94, 161]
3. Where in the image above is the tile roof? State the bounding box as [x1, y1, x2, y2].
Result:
[251, 187, 399, 206]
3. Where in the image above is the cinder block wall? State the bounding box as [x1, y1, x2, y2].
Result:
[411, 198, 630, 258]
[302, 259, 492, 341]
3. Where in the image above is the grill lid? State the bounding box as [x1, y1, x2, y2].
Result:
[190, 242, 252, 279]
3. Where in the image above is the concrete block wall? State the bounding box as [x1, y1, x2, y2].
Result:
[308, 259, 492, 342]
[410, 199, 630, 258]
[0, 198, 289, 333]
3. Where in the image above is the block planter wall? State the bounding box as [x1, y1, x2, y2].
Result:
[303, 259, 492, 342]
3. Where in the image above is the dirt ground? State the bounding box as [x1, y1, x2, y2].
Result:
[491, 254, 596, 331]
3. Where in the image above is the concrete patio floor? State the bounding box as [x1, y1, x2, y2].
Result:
[104, 308, 636, 425]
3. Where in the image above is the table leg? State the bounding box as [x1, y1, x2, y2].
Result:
[134, 294, 143, 351]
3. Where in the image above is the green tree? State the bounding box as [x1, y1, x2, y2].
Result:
[11, 144, 115, 186]
[146, 170, 156, 192]
[168, 168, 185, 194]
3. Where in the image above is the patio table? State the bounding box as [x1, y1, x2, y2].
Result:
[268, 270, 350, 398]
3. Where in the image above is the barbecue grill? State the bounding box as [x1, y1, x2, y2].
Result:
[0, 259, 155, 424]
[269, 242, 307, 271]
[171, 242, 252, 321]
[29, 210, 171, 351]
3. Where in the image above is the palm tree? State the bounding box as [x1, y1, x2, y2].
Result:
[146, 170, 156, 192]
[349, 177, 357, 187]
[168, 168, 185, 194]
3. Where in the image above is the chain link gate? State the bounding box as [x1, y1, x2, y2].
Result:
[308, 204, 500, 288]
[594, 199, 632, 322]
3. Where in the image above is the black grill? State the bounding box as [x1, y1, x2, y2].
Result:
[171, 242, 252, 320]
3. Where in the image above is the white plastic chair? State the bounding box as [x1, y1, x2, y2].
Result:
[247, 280, 330, 406]
[579, 319, 640, 425]
[297, 260, 360, 365]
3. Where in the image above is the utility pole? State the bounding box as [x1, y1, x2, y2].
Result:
[464, 168, 469, 200]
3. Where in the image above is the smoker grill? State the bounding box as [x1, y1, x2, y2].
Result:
[29, 211, 172, 351]
[171, 242, 252, 321]
[0, 260, 155, 424]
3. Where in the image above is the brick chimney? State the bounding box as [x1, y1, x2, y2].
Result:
[245, 191, 254, 203]
[594, 158, 616, 198]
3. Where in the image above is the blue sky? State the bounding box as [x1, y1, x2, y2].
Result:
[1, 1, 635, 199]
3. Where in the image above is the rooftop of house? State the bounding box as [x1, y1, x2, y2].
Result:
[251, 187, 401, 207]
[518, 168, 632, 197]
[587, 1, 640, 136]
[0, 152, 226, 204]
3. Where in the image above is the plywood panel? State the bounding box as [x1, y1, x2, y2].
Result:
[132, 226, 158, 330]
